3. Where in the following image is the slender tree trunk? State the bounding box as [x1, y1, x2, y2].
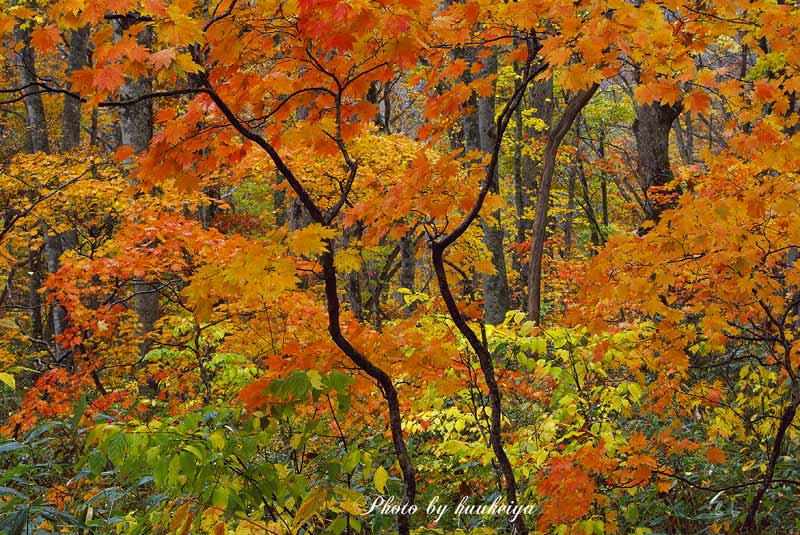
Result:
[115, 17, 159, 357]
[577, 161, 602, 247]
[203, 85, 420, 534]
[346, 272, 363, 320]
[527, 85, 598, 323]
[61, 26, 90, 151]
[564, 168, 575, 258]
[432, 249, 528, 535]
[14, 18, 50, 353]
[517, 77, 554, 291]
[684, 114, 695, 162]
[322, 246, 416, 535]
[464, 51, 510, 324]
[742, 392, 800, 532]
[428, 56, 537, 533]
[274, 172, 287, 226]
[673, 114, 693, 165]
[600, 165, 609, 228]
[398, 229, 415, 315]
[513, 91, 524, 257]
[43, 228, 67, 362]
[343, 224, 364, 321]
[28, 245, 43, 343]
[575, 120, 603, 247]
[521, 78, 555, 206]
[289, 198, 312, 231]
[39, 25, 92, 366]
[12, 25, 49, 153]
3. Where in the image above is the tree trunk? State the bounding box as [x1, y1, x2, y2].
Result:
[115, 18, 159, 357]
[42, 227, 72, 363]
[600, 160, 609, 228]
[520, 77, 554, 229]
[673, 114, 694, 165]
[578, 161, 602, 247]
[289, 198, 313, 231]
[564, 167, 575, 258]
[37, 25, 92, 366]
[516, 77, 553, 293]
[464, 51, 510, 325]
[61, 26, 90, 151]
[398, 229, 415, 315]
[274, 172, 287, 226]
[12, 24, 49, 153]
[13, 19, 50, 354]
[632, 101, 682, 220]
[527, 85, 598, 323]
[28, 245, 43, 344]
[343, 225, 364, 321]
[513, 94, 524, 272]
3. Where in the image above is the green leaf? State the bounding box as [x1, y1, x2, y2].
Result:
[531, 337, 547, 355]
[342, 450, 361, 473]
[152, 457, 168, 486]
[307, 370, 324, 390]
[0, 441, 22, 454]
[184, 444, 205, 460]
[290, 434, 303, 450]
[179, 452, 197, 481]
[0, 486, 26, 499]
[209, 430, 226, 451]
[374, 466, 389, 494]
[71, 395, 87, 428]
[627, 383, 643, 403]
[0, 372, 15, 390]
[105, 431, 127, 466]
[625, 504, 640, 524]
[331, 517, 348, 535]
[87, 449, 106, 475]
[212, 486, 229, 507]
[328, 371, 353, 393]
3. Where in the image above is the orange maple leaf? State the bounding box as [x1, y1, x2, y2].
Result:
[706, 446, 726, 465]
[684, 89, 711, 116]
[92, 64, 126, 92]
[30, 25, 64, 52]
[147, 48, 176, 70]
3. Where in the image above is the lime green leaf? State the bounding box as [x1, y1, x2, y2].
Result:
[374, 465, 389, 494]
[209, 430, 226, 451]
[307, 370, 324, 390]
[0, 372, 15, 390]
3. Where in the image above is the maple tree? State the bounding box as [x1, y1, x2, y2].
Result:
[1, 0, 800, 534]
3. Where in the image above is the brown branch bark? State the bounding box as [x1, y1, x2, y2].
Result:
[742, 393, 800, 532]
[430, 41, 542, 535]
[203, 81, 417, 535]
[526, 84, 598, 323]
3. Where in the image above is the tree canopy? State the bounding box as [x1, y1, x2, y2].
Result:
[1, 0, 799, 534]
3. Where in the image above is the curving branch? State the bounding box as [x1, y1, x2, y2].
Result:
[526, 83, 599, 323]
[201, 79, 417, 534]
[429, 37, 542, 535]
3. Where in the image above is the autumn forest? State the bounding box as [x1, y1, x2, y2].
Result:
[0, 0, 799, 533]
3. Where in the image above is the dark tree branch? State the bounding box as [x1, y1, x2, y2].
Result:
[430, 38, 543, 535]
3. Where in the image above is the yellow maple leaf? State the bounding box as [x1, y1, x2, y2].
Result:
[287, 224, 338, 256]
[334, 247, 362, 273]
